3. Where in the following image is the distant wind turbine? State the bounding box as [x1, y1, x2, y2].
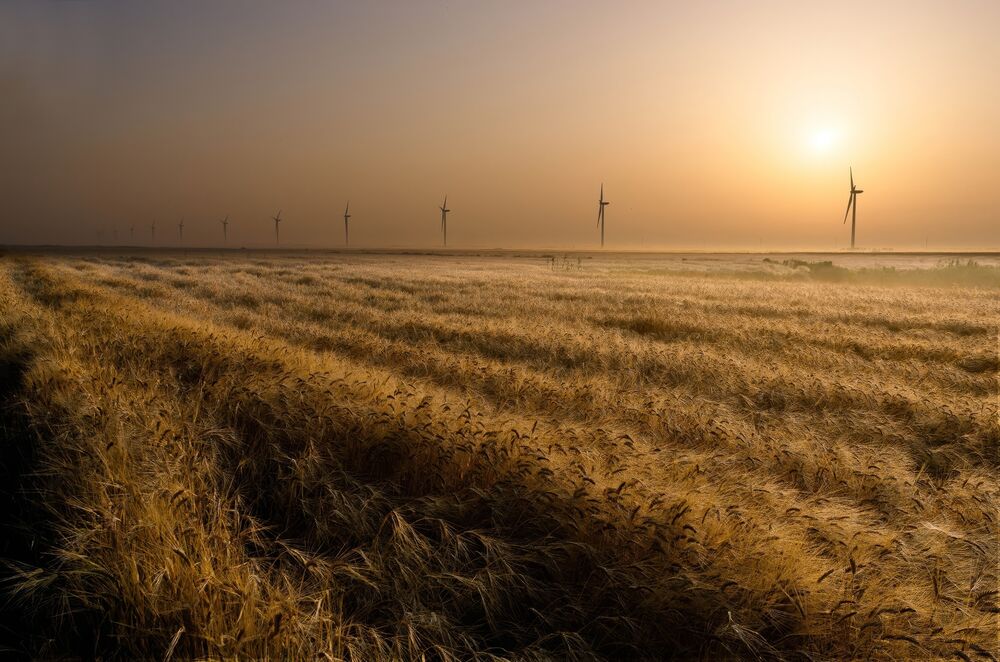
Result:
[272, 210, 282, 245]
[221, 215, 229, 243]
[178, 218, 185, 242]
[439, 195, 450, 247]
[129, 224, 135, 241]
[343, 202, 351, 247]
[843, 167, 864, 249]
[597, 184, 609, 247]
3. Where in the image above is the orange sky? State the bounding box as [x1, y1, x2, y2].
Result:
[2, 1, 998, 249]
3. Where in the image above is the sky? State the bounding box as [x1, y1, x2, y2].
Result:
[1, 0, 998, 250]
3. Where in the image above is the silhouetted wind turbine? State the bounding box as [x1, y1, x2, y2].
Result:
[272, 210, 282, 246]
[178, 218, 185, 242]
[597, 184, 609, 247]
[343, 202, 351, 247]
[129, 224, 135, 241]
[843, 167, 864, 249]
[221, 215, 229, 243]
[439, 195, 450, 247]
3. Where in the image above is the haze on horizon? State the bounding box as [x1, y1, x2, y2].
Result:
[2, 0, 998, 250]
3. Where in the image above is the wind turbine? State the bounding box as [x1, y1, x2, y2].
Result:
[843, 167, 864, 249]
[129, 224, 135, 241]
[343, 202, 351, 247]
[221, 215, 229, 243]
[178, 218, 184, 242]
[272, 210, 282, 246]
[439, 195, 450, 247]
[597, 184, 609, 247]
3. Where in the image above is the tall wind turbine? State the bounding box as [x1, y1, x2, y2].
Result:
[439, 195, 450, 247]
[843, 167, 864, 249]
[221, 215, 229, 243]
[597, 184, 609, 247]
[178, 218, 185, 242]
[343, 202, 351, 247]
[129, 224, 135, 241]
[272, 210, 282, 246]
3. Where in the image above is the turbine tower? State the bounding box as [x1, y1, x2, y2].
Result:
[129, 224, 135, 241]
[439, 195, 450, 247]
[343, 202, 351, 247]
[272, 210, 282, 246]
[597, 184, 609, 247]
[221, 215, 229, 243]
[843, 167, 864, 249]
[178, 218, 184, 242]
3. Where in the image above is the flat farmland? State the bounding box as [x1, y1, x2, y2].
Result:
[1, 252, 997, 660]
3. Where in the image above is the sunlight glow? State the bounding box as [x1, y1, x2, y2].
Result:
[808, 128, 838, 153]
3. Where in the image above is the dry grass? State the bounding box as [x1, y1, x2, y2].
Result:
[0, 252, 997, 660]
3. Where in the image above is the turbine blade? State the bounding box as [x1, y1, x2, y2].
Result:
[843, 193, 854, 224]
[850, 167, 854, 189]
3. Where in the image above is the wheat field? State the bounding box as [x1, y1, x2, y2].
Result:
[0, 252, 997, 660]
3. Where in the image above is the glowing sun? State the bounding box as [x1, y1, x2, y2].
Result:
[808, 128, 839, 153]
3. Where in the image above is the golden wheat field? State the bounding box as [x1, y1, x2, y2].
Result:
[0, 251, 997, 660]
